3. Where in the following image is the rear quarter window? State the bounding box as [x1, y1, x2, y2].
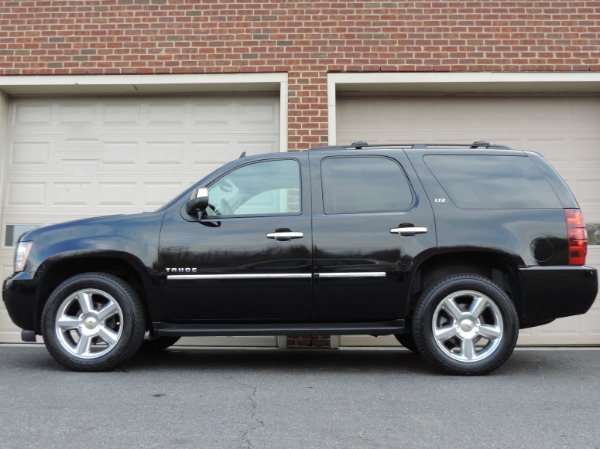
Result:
[424, 155, 562, 209]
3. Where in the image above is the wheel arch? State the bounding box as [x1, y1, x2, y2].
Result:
[408, 251, 523, 320]
[33, 254, 156, 334]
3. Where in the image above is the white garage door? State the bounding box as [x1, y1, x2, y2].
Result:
[0, 94, 280, 345]
[337, 95, 600, 346]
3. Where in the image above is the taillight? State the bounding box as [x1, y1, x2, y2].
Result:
[565, 209, 587, 265]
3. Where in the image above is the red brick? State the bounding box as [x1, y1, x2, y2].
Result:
[1, 1, 598, 148]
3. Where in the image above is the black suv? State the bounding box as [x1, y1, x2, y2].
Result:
[3, 142, 598, 375]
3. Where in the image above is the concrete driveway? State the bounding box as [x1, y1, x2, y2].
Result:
[0, 344, 599, 449]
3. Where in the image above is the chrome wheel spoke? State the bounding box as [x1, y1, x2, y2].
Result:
[97, 326, 118, 347]
[441, 297, 464, 321]
[461, 338, 476, 360]
[97, 301, 119, 322]
[479, 324, 502, 340]
[77, 291, 94, 314]
[57, 315, 80, 331]
[469, 295, 488, 319]
[76, 334, 94, 356]
[435, 324, 458, 341]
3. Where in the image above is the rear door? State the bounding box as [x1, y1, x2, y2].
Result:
[309, 150, 436, 321]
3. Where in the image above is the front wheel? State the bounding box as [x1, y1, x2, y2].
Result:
[412, 274, 518, 375]
[42, 273, 145, 371]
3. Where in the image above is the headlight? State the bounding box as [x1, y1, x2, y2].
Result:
[14, 241, 33, 272]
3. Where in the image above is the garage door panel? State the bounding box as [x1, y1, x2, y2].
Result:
[237, 139, 280, 154]
[102, 103, 141, 126]
[0, 306, 20, 341]
[571, 100, 600, 123]
[98, 182, 137, 207]
[143, 181, 190, 208]
[6, 182, 46, 207]
[338, 95, 600, 346]
[574, 178, 600, 219]
[0, 94, 280, 344]
[190, 101, 232, 127]
[146, 102, 187, 127]
[582, 307, 600, 337]
[12, 102, 52, 126]
[144, 140, 187, 165]
[577, 146, 600, 167]
[103, 141, 140, 165]
[237, 100, 279, 128]
[10, 141, 51, 165]
[190, 141, 235, 164]
[52, 182, 93, 206]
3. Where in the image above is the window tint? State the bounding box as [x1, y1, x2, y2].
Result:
[207, 159, 301, 216]
[424, 155, 562, 209]
[321, 157, 413, 214]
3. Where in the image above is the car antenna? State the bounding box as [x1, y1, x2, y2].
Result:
[239, 151, 247, 159]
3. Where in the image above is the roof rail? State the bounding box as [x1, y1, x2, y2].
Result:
[333, 141, 512, 150]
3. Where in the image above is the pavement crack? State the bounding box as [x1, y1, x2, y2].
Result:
[233, 378, 265, 449]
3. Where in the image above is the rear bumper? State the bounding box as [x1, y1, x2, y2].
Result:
[519, 266, 598, 325]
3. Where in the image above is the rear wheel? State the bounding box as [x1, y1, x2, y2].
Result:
[412, 274, 518, 375]
[42, 273, 145, 371]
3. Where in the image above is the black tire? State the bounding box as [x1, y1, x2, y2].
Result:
[141, 335, 181, 352]
[412, 274, 518, 375]
[394, 334, 419, 353]
[42, 273, 145, 371]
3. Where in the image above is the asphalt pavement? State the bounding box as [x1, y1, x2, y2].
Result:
[0, 344, 599, 449]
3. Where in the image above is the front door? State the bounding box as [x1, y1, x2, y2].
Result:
[309, 151, 436, 321]
[159, 157, 313, 321]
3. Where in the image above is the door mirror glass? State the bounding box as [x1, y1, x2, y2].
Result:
[185, 187, 209, 216]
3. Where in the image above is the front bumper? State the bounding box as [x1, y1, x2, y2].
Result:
[519, 265, 598, 324]
[2, 272, 38, 333]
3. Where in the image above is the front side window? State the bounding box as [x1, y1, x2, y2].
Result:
[321, 156, 414, 215]
[207, 159, 301, 217]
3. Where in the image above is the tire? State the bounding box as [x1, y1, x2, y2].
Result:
[42, 273, 145, 371]
[141, 335, 181, 352]
[394, 334, 419, 353]
[412, 274, 518, 375]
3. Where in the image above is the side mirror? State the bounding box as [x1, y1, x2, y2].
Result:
[186, 187, 209, 216]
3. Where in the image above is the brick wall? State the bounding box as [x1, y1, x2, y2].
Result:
[1, 1, 599, 149]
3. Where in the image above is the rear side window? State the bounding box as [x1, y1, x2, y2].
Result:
[321, 156, 413, 214]
[424, 155, 561, 209]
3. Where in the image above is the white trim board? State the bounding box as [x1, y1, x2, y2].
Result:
[0, 73, 288, 95]
[327, 72, 600, 144]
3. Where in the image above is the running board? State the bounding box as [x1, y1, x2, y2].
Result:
[152, 320, 405, 337]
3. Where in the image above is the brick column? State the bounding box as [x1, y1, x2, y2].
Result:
[286, 69, 331, 348]
[287, 70, 329, 151]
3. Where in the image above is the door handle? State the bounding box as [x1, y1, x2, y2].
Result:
[266, 231, 304, 241]
[390, 226, 428, 236]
